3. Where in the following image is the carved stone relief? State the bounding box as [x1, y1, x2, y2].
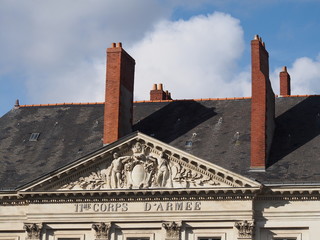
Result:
[60, 142, 220, 190]
[162, 221, 181, 240]
[234, 220, 254, 239]
[92, 222, 110, 240]
[24, 223, 42, 240]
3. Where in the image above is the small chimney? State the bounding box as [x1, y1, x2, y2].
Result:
[280, 66, 291, 96]
[250, 35, 275, 170]
[14, 99, 20, 109]
[150, 83, 172, 101]
[152, 84, 157, 90]
[103, 42, 136, 145]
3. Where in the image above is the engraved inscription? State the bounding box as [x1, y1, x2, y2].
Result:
[75, 201, 201, 212]
[144, 201, 201, 211]
[75, 203, 128, 212]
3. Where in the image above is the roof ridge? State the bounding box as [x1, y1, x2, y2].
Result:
[17, 94, 320, 108]
[276, 94, 320, 98]
[19, 102, 104, 108]
[134, 97, 251, 103]
[18, 97, 252, 108]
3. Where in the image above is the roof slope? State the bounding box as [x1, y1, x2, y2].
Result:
[1, 96, 320, 190]
[0, 104, 104, 190]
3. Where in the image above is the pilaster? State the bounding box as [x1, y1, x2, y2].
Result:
[162, 221, 182, 240]
[24, 223, 42, 240]
[235, 220, 254, 240]
[92, 222, 111, 240]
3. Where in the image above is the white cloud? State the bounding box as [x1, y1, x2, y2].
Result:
[26, 59, 106, 103]
[0, 0, 170, 105]
[0, 2, 252, 108]
[129, 12, 248, 100]
[270, 55, 320, 96]
[1, 0, 320, 116]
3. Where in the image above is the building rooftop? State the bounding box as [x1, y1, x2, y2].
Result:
[1, 95, 320, 190]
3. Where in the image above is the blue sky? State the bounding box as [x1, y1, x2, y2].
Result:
[1, 0, 320, 116]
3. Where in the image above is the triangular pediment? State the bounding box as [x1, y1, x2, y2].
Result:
[18, 132, 261, 193]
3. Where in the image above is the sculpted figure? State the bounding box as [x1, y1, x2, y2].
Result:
[131, 142, 147, 162]
[156, 152, 172, 187]
[108, 152, 130, 188]
[143, 156, 157, 187]
[122, 142, 147, 188]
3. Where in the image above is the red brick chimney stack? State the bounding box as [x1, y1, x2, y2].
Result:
[150, 83, 172, 100]
[280, 66, 291, 96]
[250, 35, 275, 170]
[103, 42, 136, 145]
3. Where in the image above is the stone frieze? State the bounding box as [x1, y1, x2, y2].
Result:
[59, 142, 220, 190]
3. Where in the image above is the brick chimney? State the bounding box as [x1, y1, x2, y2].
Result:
[280, 66, 291, 96]
[150, 83, 172, 100]
[103, 42, 135, 145]
[250, 35, 275, 170]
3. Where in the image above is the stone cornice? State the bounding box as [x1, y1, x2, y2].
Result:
[0, 187, 261, 205]
[255, 185, 320, 200]
[2, 185, 320, 205]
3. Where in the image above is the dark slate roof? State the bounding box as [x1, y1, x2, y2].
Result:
[0, 104, 104, 190]
[1, 96, 320, 190]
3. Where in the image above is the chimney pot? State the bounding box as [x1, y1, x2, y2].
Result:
[152, 84, 157, 90]
[111, 43, 116, 48]
[116, 42, 122, 48]
[282, 66, 287, 72]
[150, 83, 172, 101]
[14, 99, 20, 109]
[254, 35, 259, 40]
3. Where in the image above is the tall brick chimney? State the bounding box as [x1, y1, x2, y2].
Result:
[250, 35, 275, 170]
[103, 42, 135, 145]
[150, 83, 172, 100]
[280, 66, 291, 96]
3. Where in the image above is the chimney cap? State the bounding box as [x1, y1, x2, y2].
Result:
[14, 99, 20, 109]
[282, 66, 287, 72]
[152, 84, 157, 90]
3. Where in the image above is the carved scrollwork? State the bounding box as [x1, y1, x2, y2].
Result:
[235, 220, 254, 239]
[162, 221, 181, 240]
[92, 222, 110, 240]
[172, 163, 219, 188]
[60, 142, 220, 190]
[24, 223, 42, 240]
